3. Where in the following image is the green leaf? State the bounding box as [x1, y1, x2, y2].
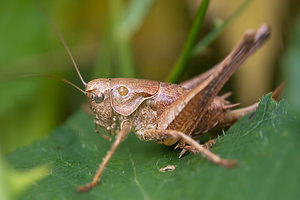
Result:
[6, 95, 299, 200]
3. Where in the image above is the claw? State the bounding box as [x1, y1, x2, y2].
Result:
[174, 143, 180, 150]
[220, 92, 232, 100]
[203, 139, 216, 150]
[179, 149, 188, 158]
[221, 160, 238, 168]
[223, 103, 240, 110]
[77, 183, 96, 193]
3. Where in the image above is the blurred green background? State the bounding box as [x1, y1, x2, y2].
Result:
[0, 0, 299, 155]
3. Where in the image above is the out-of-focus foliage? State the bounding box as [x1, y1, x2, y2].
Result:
[192, 0, 252, 56]
[0, 0, 63, 153]
[0, 152, 48, 200]
[94, 0, 155, 78]
[282, 15, 300, 115]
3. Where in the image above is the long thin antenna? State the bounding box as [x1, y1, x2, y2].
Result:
[38, 4, 87, 86]
[7, 74, 86, 94]
[44, 75, 86, 94]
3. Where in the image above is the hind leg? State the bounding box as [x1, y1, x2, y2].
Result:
[142, 129, 237, 168]
[178, 139, 217, 158]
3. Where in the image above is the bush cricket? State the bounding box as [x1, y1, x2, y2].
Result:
[43, 17, 283, 192]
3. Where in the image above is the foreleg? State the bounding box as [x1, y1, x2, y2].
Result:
[77, 121, 131, 192]
[94, 121, 112, 141]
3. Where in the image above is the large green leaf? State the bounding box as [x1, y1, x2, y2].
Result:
[5, 94, 299, 200]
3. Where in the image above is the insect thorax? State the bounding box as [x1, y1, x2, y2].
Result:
[132, 98, 158, 140]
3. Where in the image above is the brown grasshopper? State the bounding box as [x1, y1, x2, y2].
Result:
[48, 22, 273, 192]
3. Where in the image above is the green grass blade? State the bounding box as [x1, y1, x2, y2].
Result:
[166, 0, 210, 83]
[192, 0, 252, 56]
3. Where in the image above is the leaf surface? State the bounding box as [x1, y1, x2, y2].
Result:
[6, 95, 299, 200]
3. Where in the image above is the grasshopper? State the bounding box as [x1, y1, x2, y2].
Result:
[48, 22, 273, 192]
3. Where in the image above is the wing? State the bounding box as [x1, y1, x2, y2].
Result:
[157, 25, 271, 135]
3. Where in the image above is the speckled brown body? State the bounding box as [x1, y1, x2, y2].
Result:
[76, 25, 272, 192]
[86, 78, 234, 146]
[132, 82, 232, 146]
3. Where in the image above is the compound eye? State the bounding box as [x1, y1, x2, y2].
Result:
[117, 86, 129, 96]
[95, 93, 104, 104]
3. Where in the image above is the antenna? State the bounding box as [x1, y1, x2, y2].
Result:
[38, 4, 87, 86]
[4, 74, 86, 94]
